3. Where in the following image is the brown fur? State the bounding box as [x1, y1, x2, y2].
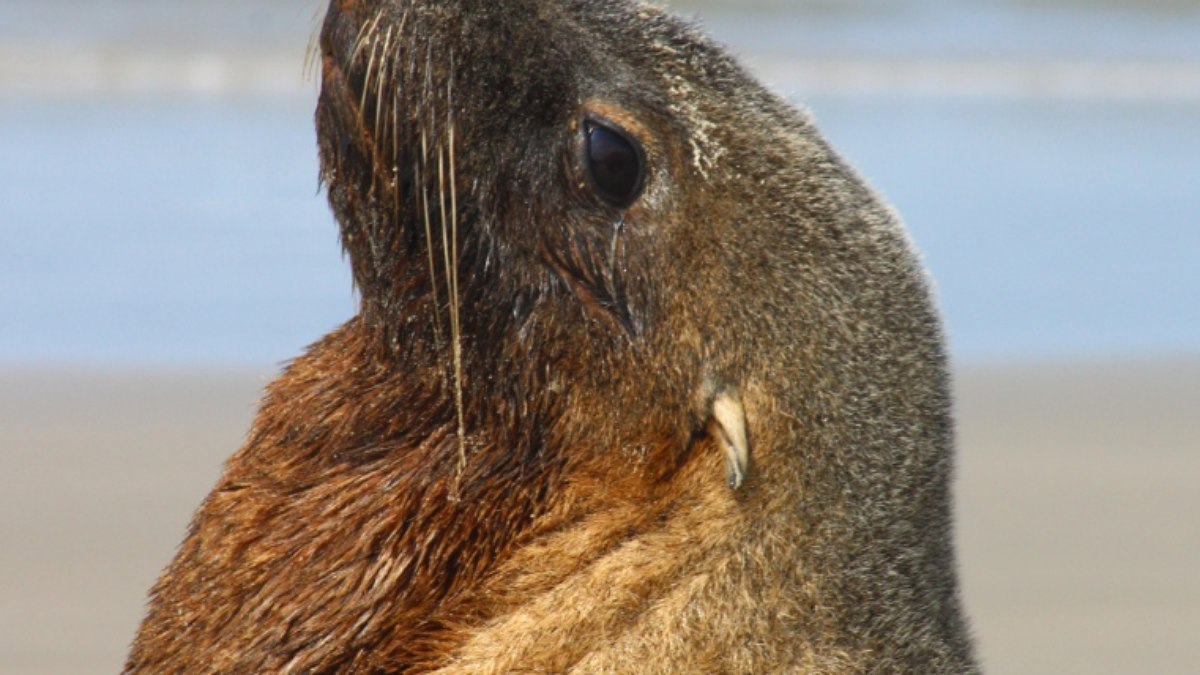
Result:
[126, 0, 977, 672]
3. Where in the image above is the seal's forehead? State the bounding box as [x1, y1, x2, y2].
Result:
[559, 1, 758, 173]
[437, 0, 757, 181]
[571, 2, 742, 73]
[383, 0, 729, 105]
[324, 0, 757, 174]
[377, 1, 601, 125]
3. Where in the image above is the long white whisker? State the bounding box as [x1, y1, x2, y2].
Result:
[392, 9, 411, 162]
[350, 10, 384, 69]
[376, 27, 395, 150]
[303, 3, 325, 85]
[360, 43, 379, 117]
[447, 51, 467, 478]
[437, 142, 463, 479]
[420, 127, 444, 346]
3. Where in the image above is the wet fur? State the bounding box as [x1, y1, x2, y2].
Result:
[126, 0, 977, 672]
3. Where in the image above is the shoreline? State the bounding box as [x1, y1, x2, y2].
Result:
[6, 46, 1200, 101]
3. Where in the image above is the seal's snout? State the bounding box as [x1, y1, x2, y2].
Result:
[316, 1, 361, 104]
[318, 0, 401, 88]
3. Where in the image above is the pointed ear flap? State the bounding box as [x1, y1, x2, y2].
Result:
[708, 389, 750, 490]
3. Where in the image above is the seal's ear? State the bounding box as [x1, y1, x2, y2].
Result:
[709, 389, 750, 490]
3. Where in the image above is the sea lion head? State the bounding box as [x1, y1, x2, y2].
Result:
[318, 0, 948, 493]
[124, 1, 972, 671]
[308, 0, 971, 665]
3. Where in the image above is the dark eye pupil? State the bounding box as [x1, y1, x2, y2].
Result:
[585, 121, 645, 207]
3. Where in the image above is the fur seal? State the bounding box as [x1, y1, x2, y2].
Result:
[125, 0, 977, 672]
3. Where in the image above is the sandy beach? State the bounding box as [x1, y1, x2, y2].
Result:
[2, 359, 1197, 674]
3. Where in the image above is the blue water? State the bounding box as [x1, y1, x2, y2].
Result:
[0, 98, 353, 366]
[692, 1, 1200, 62]
[2, 1, 1199, 367]
[806, 96, 1200, 362]
[4, 94, 1196, 367]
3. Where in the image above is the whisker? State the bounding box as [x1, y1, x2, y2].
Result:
[303, 3, 325, 86]
[385, 10, 410, 214]
[374, 26, 394, 150]
[360, 36, 381, 119]
[419, 127, 444, 347]
[437, 141, 462, 480]
[429, 40, 455, 359]
[349, 10, 385, 69]
[447, 50, 467, 479]
[392, 80, 401, 162]
[391, 9, 411, 162]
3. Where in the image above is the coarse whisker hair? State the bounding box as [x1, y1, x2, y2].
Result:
[302, 4, 325, 86]
[374, 26, 394, 152]
[349, 9, 385, 75]
[436, 147, 451, 452]
[419, 37, 466, 482]
[419, 126, 444, 347]
[419, 40, 446, 349]
[447, 49, 467, 481]
[355, 9, 388, 136]
[360, 35, 381, 124]
[436, 117, 467, 488]
[390, 13, 406, 165]
[387, 9, 411, 198]
[392, 84, 401, 167]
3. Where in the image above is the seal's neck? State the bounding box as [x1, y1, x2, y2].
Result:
[167, 320, 967, 673]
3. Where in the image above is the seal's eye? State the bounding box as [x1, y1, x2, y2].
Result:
[584, 120, 646, 208]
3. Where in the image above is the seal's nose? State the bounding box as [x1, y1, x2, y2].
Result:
[320, 0, 403, 58]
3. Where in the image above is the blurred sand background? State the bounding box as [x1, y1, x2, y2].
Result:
[3, 362, 1198, 673]
[3, 0, 1199, 673]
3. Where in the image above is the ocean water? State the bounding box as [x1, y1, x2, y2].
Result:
[0, 98, 349, 366]
[2, 1, 1198, 367]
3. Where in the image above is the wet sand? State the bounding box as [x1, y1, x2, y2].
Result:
[1, 360, 1197, 673]
[954, 360, 1200, 674]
